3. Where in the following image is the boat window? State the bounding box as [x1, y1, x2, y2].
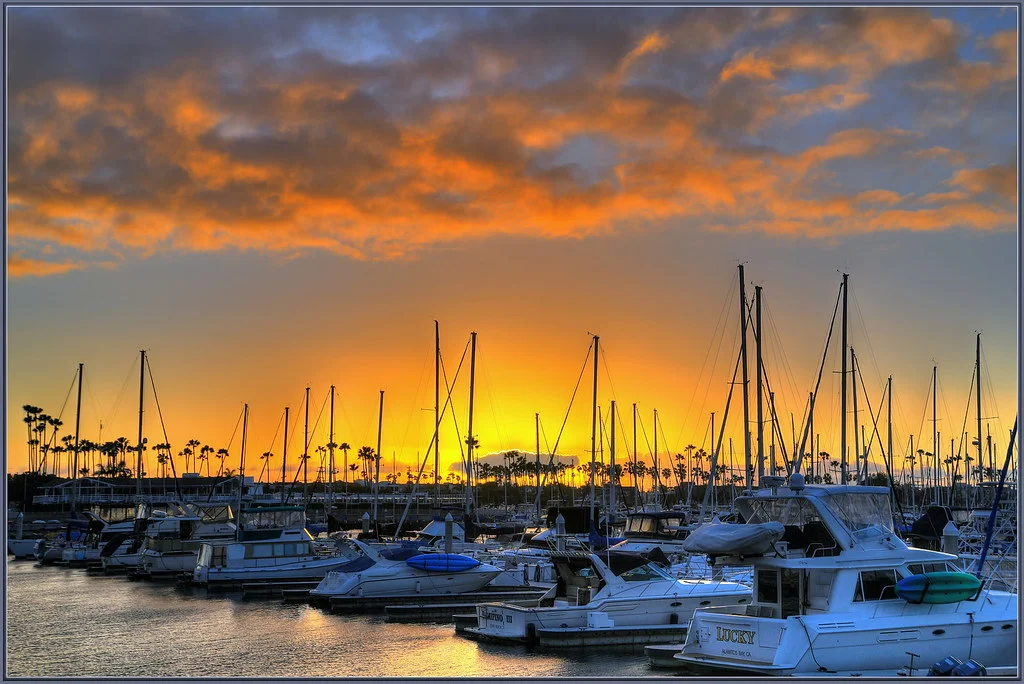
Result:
[619, 563, 674, 582]
[756, 568, 779, 604]
[854, 569, 899, 601]
[820, 493, 893, 533]
[250, 544, 273, 559]
[903, 562, 951, 577]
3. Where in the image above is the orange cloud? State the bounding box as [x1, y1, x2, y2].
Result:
[948, 164, 1017, 202]
[7, 252, 117, 278]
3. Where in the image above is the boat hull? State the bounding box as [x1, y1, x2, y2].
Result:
[311, 566, 501, 598]
[7, 539, 42, 559]
[678, 593, 1018, 676]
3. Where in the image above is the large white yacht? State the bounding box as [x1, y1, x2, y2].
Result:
[675, 476, 1017, 676]
[463, 548, 751, 644]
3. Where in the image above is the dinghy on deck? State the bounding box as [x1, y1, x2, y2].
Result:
[681, 521, 785, 556]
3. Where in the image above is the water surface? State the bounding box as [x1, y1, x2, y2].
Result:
[5, 560, 659, 678]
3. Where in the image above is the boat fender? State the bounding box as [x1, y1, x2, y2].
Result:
[415, 580, 421, 594]
[526, 623, 538, 645]
[669, 613, 679, 625]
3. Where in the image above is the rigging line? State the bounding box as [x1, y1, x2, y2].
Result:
[793, 279, 842, 473]
[478, 342, 510, 451]
[762, 294, 803, 418]
[945, 369, 976, 492]
[635, 411, 658, 492]
[674, 274, 738, 448]
[699, 336, 744, 519]
[257, 410, 285, 483]
[936, 374, 959, 457]
[850, 289, 886, 389]
[439, 337, 472, 472]
[533, 338, 595, 500]
[913, 370, 933, 459]
[82, 372, 103, 431]
[686, 291, 744, 458]
[394, 341, 470, 537]
[305, 388, 332, 454]
[283, 388, 307, 478]
[145, 355, 182, 500]
[107, 355, 139, 426]
[394, 349, 432, 472]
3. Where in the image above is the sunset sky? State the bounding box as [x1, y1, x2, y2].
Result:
[6, 6, 1019, 486]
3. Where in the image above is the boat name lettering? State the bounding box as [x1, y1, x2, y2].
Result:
[715, 627, 756, 645]
[479, 610, 509, 623]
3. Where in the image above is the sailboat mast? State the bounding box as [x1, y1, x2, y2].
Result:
[840, 273, 848, 485]
[976, 333, 982, 493]
[887, 376, 893, 488]
[282, 407, 289, 504]
[303, 386, 310, 500]
[851, 348, 860, 484]
[932, 365, 937, 504]
[653, 409, 658, 509]
[237, 403, 247, 524]
[374, 390, 384, 526]
[535, 412, 541, 522]
[755, 285, 764, 486]
[435, 320, 441, 508]
[808, 392, 814, 481]
[609, 401, 616, 520]
[738, 264, 752, 491]
[589, 335, 598, 527]
[633, 403, 639, 509]
[329, 385, 335, 512]
[72, 363, 83, 506]
[137, 350, 146, 499]
[466, 332, 477, 517]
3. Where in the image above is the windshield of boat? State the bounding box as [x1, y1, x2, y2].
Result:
[742, 497, 822, 526]
[625, 516, 684, 534]
[820, 493, 893, 534]
[618, 562, 675, 582]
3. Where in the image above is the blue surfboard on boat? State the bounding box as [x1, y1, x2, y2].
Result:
[895, 571, 981, 604]
[406, 553, 481, 573]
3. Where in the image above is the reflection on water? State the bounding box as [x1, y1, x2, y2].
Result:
[5, 560, 654, 678]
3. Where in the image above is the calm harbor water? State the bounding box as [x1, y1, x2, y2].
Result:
[5, 559, 658, 679]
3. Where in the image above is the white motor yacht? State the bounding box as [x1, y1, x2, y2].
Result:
[309, 538, 502, 599]
[463, 548, 751, 644]
[674, 475, 1018, 676]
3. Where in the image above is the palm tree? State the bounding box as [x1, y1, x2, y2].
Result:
[258, 451, 274, 483]
[186, 439, 201, 473]
[339, 442, 351, 485]
[216, 448, 229, 477]
[357, 446, 376, 482]
[200, 445, 213, 476]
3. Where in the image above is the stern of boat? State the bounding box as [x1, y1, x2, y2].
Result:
[678, 605, 791, 674]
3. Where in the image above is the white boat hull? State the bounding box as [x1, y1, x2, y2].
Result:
[7, 538, 42, 559]
[311, 565, 502, 598]
[678, 592, 1018, 676]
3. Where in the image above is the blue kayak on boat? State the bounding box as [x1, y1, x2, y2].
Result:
[895, 571, 982, 604]
[406, 553, 481, 572]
